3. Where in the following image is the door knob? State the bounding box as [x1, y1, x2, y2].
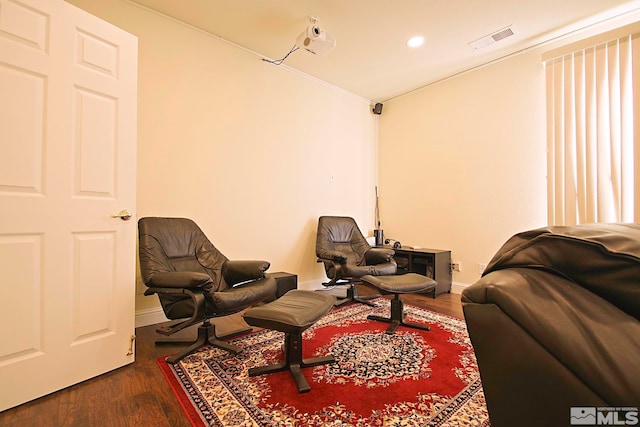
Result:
[112, 209, 132, 221]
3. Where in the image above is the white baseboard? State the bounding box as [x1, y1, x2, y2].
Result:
[134, 279, 323, 329]
[451, 281, 471, 294]
[302, 280, 329, 291]
[133, 280, 322, 329]
[135, 307, 168, 328]
[134, 279, 473, 328]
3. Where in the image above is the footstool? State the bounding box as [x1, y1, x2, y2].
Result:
[362, 273, 437, 334]
[242, 289, 336, 393]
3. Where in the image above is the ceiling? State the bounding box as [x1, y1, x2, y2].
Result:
[131, 0, 640, 102]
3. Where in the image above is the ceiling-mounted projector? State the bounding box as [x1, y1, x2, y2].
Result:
[295, 17, 336, 56]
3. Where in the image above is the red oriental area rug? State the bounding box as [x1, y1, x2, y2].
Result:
[157, 297, 491, 426]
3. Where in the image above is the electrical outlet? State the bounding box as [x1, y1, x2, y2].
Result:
[478, 263, 487, 274]
[452, 261, 461, 272]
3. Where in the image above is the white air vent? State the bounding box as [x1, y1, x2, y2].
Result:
[468, 26, 515, 50]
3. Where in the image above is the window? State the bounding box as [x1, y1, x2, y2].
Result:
[543, 23, 640, 225]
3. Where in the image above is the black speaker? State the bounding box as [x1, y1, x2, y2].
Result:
[372, 103, 383, 115]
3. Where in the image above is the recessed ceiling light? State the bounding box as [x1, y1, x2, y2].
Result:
[407, 36, 424, 48]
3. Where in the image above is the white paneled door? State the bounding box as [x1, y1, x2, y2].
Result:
[0, 0, 137, 411]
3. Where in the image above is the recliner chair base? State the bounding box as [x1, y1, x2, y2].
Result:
[334, 284, 379, 307]
[322, 280, 380, 307]
[157, 319, 248, 364]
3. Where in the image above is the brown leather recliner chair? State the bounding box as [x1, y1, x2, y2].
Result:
[316, 216, 396, 305]
[462, 223, 640, 427]
[138, 217, 277, 363]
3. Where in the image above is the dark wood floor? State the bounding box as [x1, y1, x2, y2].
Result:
[0, 285, 463, 427]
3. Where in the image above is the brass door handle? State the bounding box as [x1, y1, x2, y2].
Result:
[112, 209, 132, 221]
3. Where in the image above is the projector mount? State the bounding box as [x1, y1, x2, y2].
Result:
[263, 15, 336, 65]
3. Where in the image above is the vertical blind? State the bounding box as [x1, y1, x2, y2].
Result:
[544, 25, 640, 225]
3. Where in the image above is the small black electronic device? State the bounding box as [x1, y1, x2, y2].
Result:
[384, 238, 402, 249]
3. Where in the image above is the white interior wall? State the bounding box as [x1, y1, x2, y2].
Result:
[378, 49, 548, 287]
[378, 7, 640, 288]
[65, 0, 640, 318]
[65, 0, 378, 319]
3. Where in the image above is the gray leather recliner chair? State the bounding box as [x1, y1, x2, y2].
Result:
[316, 216, 396, 305]
[138, 217, 277, 363]
[462, 223, 640, 427]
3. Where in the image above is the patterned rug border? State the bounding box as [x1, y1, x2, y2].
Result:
[157, 354, 209, 425]
[157, 297, 491, 427]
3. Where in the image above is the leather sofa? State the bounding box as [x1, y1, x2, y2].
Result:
[461, 223, 640, 427]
